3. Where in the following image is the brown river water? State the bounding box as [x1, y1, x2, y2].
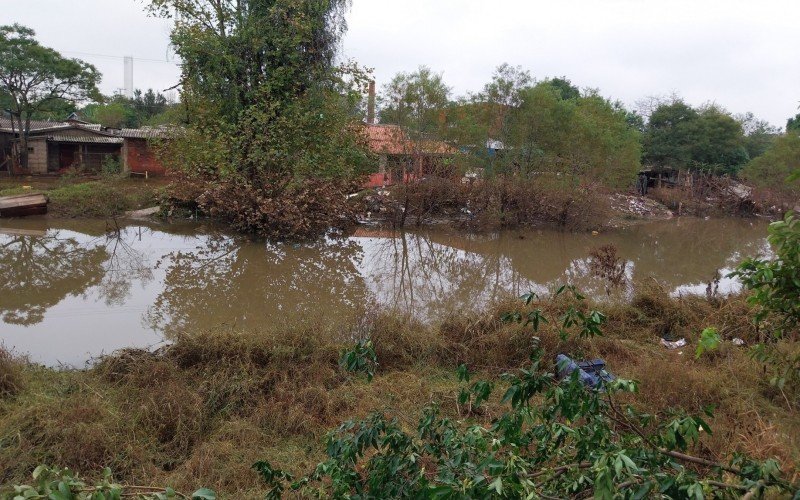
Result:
[0, 217, 771, 366]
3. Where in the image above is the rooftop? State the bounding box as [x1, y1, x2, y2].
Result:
[363, 124, 456, 156]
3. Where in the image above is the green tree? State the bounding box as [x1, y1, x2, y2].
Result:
[379, 66, 451, 138]
[0, 24, 100, 169]
[691, 105, 749, 174]
[81, 89, 177, 128]
[741, 133, 800, 193]
[787, 110, 799, 133]
[731, 212, 800, 393]
[644, 101, 748, 174]
[736, 112, 780, 160]
[83, 97, 136, 128]
[643, 100, 699, 169]
[471, 63, 532, 145]
[504, 83, 641, 187]
[544, 76, 580, 100]
[440, 64, 532, 160]
[132, 88, 169, 123]
[148, 0, 371, 239]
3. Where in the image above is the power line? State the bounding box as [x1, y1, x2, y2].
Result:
[62, 51, 179, 65]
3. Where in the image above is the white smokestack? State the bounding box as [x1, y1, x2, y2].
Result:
[124, 56, 134, 98]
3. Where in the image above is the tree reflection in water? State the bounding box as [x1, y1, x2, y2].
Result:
[0, 225, 154, 326]
[96, 226, 155, 306]
[358, 230, 542, 321]
[0, 218, 772, 363]
[145, 234, 369, 338]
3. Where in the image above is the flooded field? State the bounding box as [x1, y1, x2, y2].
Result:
[0, 217, 770, 366]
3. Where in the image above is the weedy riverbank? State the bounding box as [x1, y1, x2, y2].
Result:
[0, 176, 165, 218]
[0, 283, 797, 497]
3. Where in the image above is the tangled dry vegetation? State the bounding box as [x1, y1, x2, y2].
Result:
[379, 176, 612, 232]
[647, 175, 796, 219]
[0, 284, 797, 497]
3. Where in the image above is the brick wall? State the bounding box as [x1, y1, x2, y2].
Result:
[124, 138, 167, 176]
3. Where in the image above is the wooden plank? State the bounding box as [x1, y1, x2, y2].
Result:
[0, 193, 49, 217]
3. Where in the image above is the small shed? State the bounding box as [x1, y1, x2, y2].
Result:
[363, 124, 457, 188]
[636, 167, 680, 195]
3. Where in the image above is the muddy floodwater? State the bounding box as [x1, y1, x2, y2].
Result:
[0, 217, 771, 366]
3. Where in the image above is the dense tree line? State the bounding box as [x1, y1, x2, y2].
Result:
[81, 89, 181, 128]
[1, 13, 796, 223]
[377, 65, 796, 191]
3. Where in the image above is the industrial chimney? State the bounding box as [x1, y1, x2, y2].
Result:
[367, 80, 376, 124]
[124, 56, 134, 98]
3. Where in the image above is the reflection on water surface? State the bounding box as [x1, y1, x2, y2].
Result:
[0, 217, 770, 366]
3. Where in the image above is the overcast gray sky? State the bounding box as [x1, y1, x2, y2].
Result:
[6, 0, 799, 127]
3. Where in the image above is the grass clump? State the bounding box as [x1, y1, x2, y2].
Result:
[0, 177, 164, 218]
[47, 182, 132, 217]
[0, 347, 23, 398]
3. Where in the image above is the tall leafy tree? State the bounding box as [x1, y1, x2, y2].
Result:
[504, 83, 641, 186]
[0, 24, 100, 169]
[642, 100, 699, 169]
[435, 64, 532, 156]
[691, 105, 749, 174]
[148, 0, 352, 124]
[644, 101, 748, 174]
[741, 133, 800, 194]
[148, 0, 371, 239]
[132, 89, 170, 122]
[788, 112, 800, 133]
[545, 76, 581, 100]
[379, 66, 451, 138]
[736, 111, 780, 160]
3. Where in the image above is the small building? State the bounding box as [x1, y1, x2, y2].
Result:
[362, 123, 457, 188]
[119, 128, 170, 176]
[0, 116, 169, 176]
[636, 166, 680, 195]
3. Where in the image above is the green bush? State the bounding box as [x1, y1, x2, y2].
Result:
[101, 155, 122, 177]
[5, 465, 215, 500]
[730, 211, 800, 391]
[255, 291, 798, 499]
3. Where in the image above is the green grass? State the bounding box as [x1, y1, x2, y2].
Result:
[0, 178, 163, 218]
[0, 187, 32, 197]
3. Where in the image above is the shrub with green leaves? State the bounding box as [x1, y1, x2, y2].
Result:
[5, 465, 216, 500]
[256, 290, 798, 499]
[339, 339, 378, 382]
[730, 211, 800, 391]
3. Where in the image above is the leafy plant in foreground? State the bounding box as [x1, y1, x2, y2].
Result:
[339, 339, 378, 382]
[257, 290, 798, 498]
[729, 211, 800, 392]
[5, 465, 215, 500]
